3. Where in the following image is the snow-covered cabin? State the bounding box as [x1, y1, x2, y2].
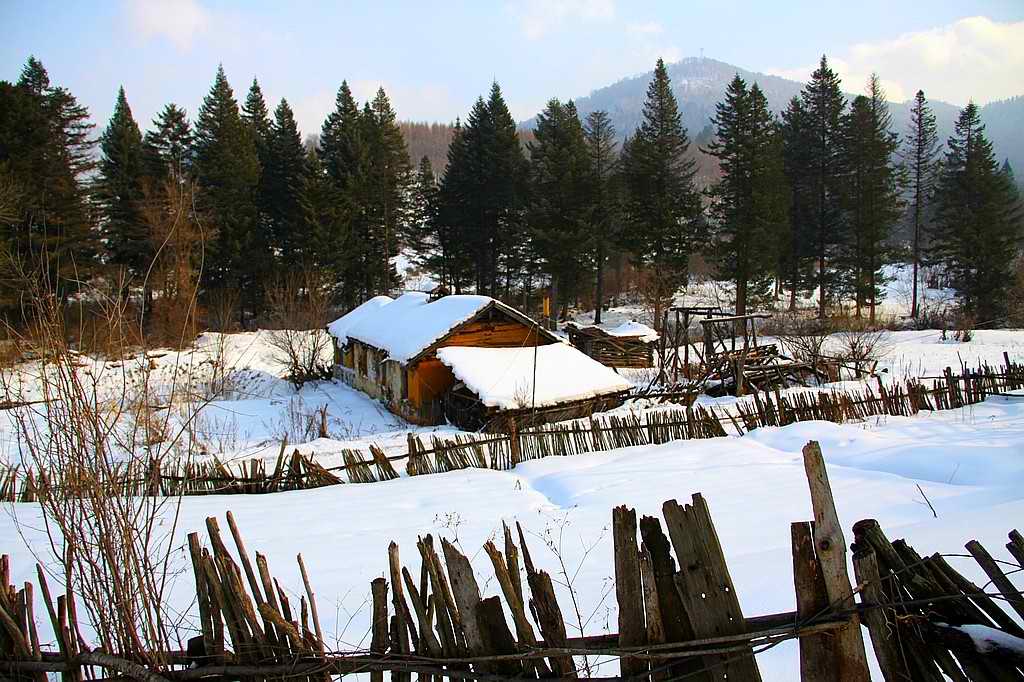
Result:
[328, 293, 633, 429]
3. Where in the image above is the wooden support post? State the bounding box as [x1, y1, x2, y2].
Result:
[370, 577, 388, 682]
[791, 521, 839, 681]
[851, 546, 912, 682]
[612, 505, 648, 678]
[801, 441, 871, 681]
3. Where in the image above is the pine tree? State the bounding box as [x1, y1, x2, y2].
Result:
[903, 90, 940, 319]
[931, 103, 1023, 321]
[362, 87, 412, 296]
[300, 146, 347, 282]
[435, 119, 476, 293]
[265, 98, 308, 264]
[801, 56, 847, 318]
[0, 57, 97, 302]
[583, 110, 620, 324]
[528, 98, 592, 322]
[143, 103, 193, 182]
[193, 65, 262, 310]
[621, 58, 701, 326]
[441, 84, 528, 297]
[405, 156, 439, 266]
[780, 96, 817, 310]
[706, 76, 789, 317]
[96, 86, 148, 281]
[839, 75, 901, 323]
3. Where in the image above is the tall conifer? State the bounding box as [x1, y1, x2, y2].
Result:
[97, 86, 148, 280]
[621, 58, 701, 326]
[903, 90, 940, 319]
[931, 103, 1022, 321]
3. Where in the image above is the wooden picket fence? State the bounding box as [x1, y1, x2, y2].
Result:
[3, 441, 1023, 681]
[2, 358, 1022, 501]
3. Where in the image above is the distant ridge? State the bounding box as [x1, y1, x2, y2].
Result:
[522, 57, 1023, 173]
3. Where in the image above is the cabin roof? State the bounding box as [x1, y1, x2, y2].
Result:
[436, 344, 633, 410]
[566, 320, 660, 343]
[327, 292, 557, 364]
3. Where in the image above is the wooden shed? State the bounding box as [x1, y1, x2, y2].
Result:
[328, 293, 632, 429]
[565, 321, 660, 368]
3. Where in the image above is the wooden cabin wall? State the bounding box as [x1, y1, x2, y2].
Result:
[434, 319, 553, 351]
[407, 358, 456, 409]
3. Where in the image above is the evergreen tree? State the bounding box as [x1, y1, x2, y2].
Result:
[0, 57, 97, 302]
[839, 75, 901, 323]
[583, 110, 621, 324]
[621, 58, 701, 326]
[143, 103, 193, 183]
[706, 76, 789, 317]
[800, 56, 847, 318]
[528, 98, 591, 322]
[780, 96, 816, 310]
[440, 84, 528, 297]
[300, 146, 347, 283]
[362, 87, 411, 296]
[902, 90, 940, 319]
[192, 65, 262, 311]
[405, 156, 440, 273]
[96, 86, 148, 280]
[931, 103, 1023, 321]
[435, 119, 476, 292]
[265, 98, 307, 263]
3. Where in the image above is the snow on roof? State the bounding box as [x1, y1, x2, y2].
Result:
[327, 295, 394, 344]
[327, 292, 497, 363]
[567, 320, 660, 343]
[604, 321, 660, 342]
[436, 344, 633, 410]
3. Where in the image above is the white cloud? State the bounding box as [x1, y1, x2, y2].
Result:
[507, 0, 615, 40]
[766, 16, 1024, 105]
[627, 21, 664, 36]
[124, 0, 210, 51]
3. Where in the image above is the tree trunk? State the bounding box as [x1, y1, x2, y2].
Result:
[594, 242, 605, 325]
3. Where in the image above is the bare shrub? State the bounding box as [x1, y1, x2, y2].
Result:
[142, 179, 204, 349]
[1, 255, 208, 664]
[268, 394, 330, 443]
[954, 311, 975, 342]
[636, 267, 679, 330]
[833, 322, 891, 378]
[265, 269, 334, 390]
[770, 312, 832, 366]
[205, 287, 240, 333]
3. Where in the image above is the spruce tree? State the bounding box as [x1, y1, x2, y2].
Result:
[931, 103, 1023, 321]
[621, 58, 701, 326]
[363, 87, 411, 296]
[839, 75, 901, 323]
[265, 98, 307, 263]
[706, 76, 789, 317]
[0, 57, 97, 301]
[300, 146, 347, 281]
[583, 110, 620, 324]
[902, 90, 940, 319]
[528, 98, 591, 322]
[780, 96, 817, 310]
[801, 56, 847, 318]
[96, 86, 148, 281]
[405, 156, 439, 270]
[143, 103, 193, 183]
[435, 119, 476, 293]
[192, 65, 262, 310]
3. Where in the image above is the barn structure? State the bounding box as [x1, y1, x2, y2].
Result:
[565, 320, 660, 368]
[328, 292, 633, 430]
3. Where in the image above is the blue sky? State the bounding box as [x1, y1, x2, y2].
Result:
[3, 1, 1023, 139]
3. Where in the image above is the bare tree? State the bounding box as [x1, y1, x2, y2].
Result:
[264, 269, 335, 389]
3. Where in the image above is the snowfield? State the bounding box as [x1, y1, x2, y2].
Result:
[1, 325, 1023, 680]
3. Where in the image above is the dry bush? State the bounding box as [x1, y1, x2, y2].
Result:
[142, 179, 204, 349]
[833, 322, 891, 378]
[1, 226, 209, 664]
[768, 312, 832, 366]
[268, 395, 329, 443]
[636, 267, 680, 330]
[205, 287, 240, 333]
[264, 269, 334, 390]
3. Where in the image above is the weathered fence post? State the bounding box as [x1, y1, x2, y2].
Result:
[801, 441, 871, 681]
[613, 505, 648, 678]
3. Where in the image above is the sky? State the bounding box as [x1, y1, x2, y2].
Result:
[3, 1, 1023, 140]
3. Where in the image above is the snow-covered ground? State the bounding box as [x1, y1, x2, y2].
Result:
[3, 392, 1023, 679]
[2, 316, 1023, 680]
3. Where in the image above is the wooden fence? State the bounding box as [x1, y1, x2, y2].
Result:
[2, 358, 1023, 501]
[3, 441, 1023, 681]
